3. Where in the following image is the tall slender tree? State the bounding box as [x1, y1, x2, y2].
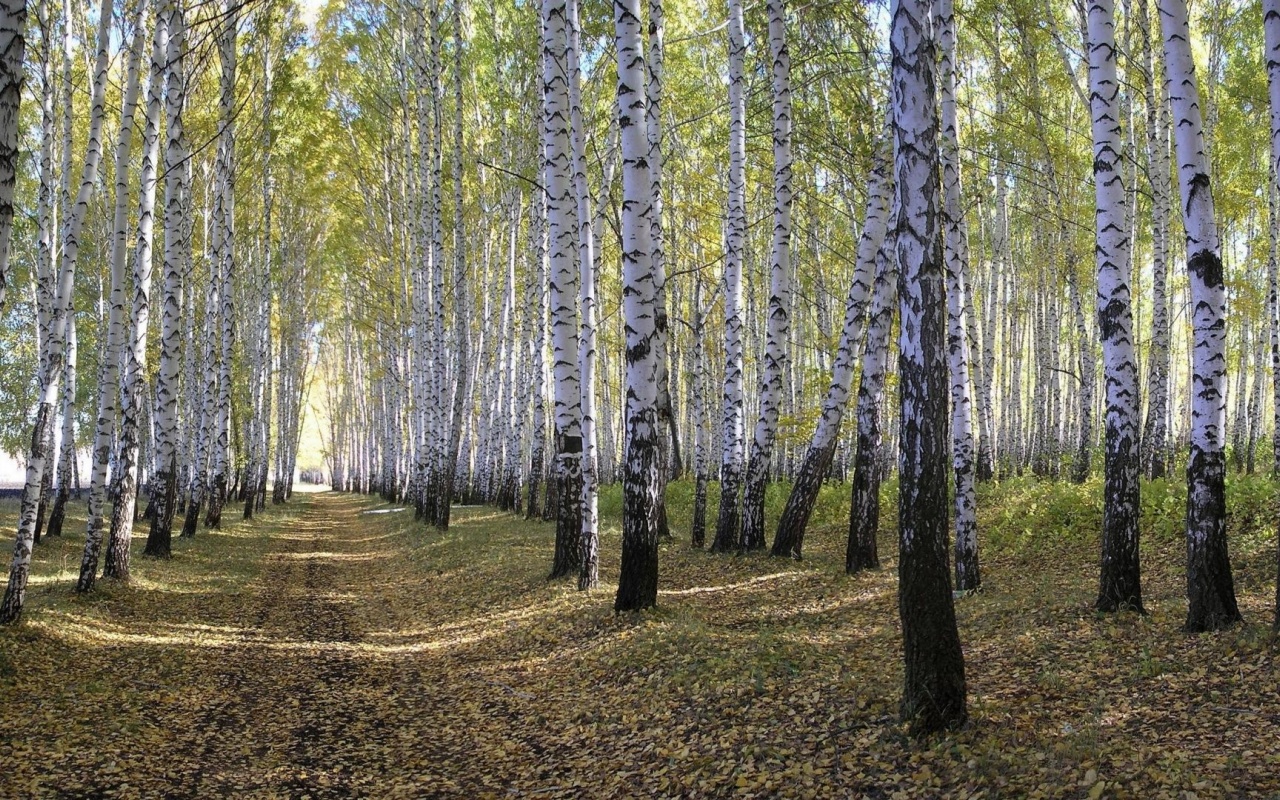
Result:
[848, 199, 897, 574]
[613, 0, 660, 612]
[146, 0, 187, 556]
[770, 124, 890, 559]
[710, 0, 746, 554]
[0, 0, 24, 305]
[104, 5, 164, 581]
[1090, 0, 1143, 613]
[543, 0, 584, 579]
[741, 0, 792, 552]
[891, 0, 967, 735]
[1160, 0, 1239, 632]
[1265, 0, 1280, 631]
[1138, 0, 1171, 480]
[1, 0, 111, 623]
[938, 0, 978, 592]
[205, 1, 237, 529]
[568, 0, 597, 590]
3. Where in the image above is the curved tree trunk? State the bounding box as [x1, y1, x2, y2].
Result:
[769, 126, 890, 559]
[848, 201, 897, 574]
[1, 0, 111, 623]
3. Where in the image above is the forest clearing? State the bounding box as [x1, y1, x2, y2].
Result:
[1, 481, 1277, 799]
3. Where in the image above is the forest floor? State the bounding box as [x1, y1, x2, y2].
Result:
[0, 478, 1279, 799]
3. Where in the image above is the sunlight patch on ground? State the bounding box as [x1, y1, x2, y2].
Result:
[658, 570, 807, 596]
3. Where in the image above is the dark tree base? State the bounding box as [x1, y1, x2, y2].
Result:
[771, 444, 834, 559]
[1185, 448, 1240, 632]
[550, 466, 585, 580]
[740, 451, 769, 551]
[691, 474, 708, 549]
[181, 499, 202, 539]
[46, 489, 69, 538]
[711, 468, 743, 554]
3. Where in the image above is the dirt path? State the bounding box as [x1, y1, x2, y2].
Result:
[0, 493, 486, 798]
[4, 489, 1279, 799]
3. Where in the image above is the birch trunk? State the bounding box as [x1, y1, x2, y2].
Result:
[848, 201, 898, 574]
[568, 0, 597, 589]
[891, 0, 967, 735]
[1160, 0, 1239, 632]
[437, 0, 468, 530]
[543, 0, 584, 579]
[1267, 0, 1280, 629]
[46, 316, 76, 538]
[613, 0, 661, 611]
[1089, 0, 1143, 612]
[710, 0, 746, 554]
[770, 126, 890, 558]
[1, 0, 111, 623]
[104, 10, 163, 580]
[1138, 0, 1171, 479]
[741, 0, 792, 552]
[0, 0, 24, 305]
[939, 0, 978, 592]
[205, 4, 237, 529]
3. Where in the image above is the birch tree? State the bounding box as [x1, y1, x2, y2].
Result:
[613, 0, 660, 612]
[542, 0, 584, 579]
[205, 2, 237, 529]
[891, 0, 966, 735]
[741, 0, 792, 552]
[1137, 0, 1171, 480]
[1160, 0, 1239, 632]
[1265, 0, 1280, 631]
[770, 126, 890, 559]
[938, 0, 978, 592]
[104, 5, 164, 581]
[848, 200, 897, 574]
[1088, 0, 1143, 613]
[710, 0, 746, 553]
[1, 0, 111, 622]
[568, 0, 597, 589]
[0, 0, 24, 304]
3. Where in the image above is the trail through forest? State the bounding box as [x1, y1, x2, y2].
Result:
[3, 486, 1280, 798]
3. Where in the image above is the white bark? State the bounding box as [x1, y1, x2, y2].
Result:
[939, 0, 978, 592]
[105, 8, 164, 578]
[543, 0, 583, 577]
[1161, 0, 1238, 630]
[613, 0, 660, 611]
[79, 0, 151, 588]
[2, 0, 112, 622]
[741, 0, 792, 551]
[711, 0, 746, 553]
[568, 0, 596, 589]
[1089, 0, 1142, 612]
[0, 0, 25, 305]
